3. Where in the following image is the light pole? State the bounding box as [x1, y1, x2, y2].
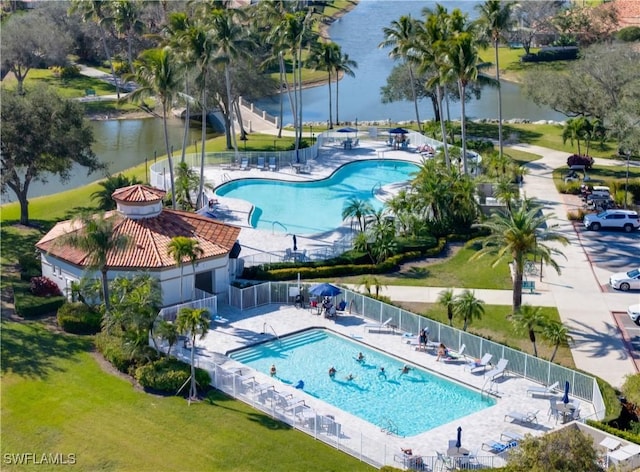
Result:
[273, 139, 277, 152]
[624, 149, 631, 209]
[310, 125, 313, 144]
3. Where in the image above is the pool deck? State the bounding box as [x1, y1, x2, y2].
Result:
[202, 139, 423, 260]
[179, 302, 594, 467]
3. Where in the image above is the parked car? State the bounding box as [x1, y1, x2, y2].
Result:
[609, 268, 640, 291]
[583, 209, 640, 232]
[628, 304, 640, 326]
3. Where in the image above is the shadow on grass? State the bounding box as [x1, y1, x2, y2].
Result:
[206, 390, 292, 431]
[466, 122, 543, 143]
[1, 321, 93, 379]
[389, 267, 430, 280]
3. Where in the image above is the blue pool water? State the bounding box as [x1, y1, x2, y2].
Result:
[215, 160, 419, 234]
[230, 329, 495, 437]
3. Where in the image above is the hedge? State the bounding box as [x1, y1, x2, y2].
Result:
[13, 283, 65, 319]
[57, 302, 102, 335]
[586, 420, 640, 445]
[135, 357, 211, 394]
[18, 252, 41, 281]
[521, 46, 578, 62]
[95, 332, 135, 374]
[617, 26, 640, 42]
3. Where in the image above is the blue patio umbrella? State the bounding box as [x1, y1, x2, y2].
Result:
[456, 426, 462, 449]
[562, 381, 570, 404]
[309, 283, 342, 297]
[388, 127, 409, 135]
[337, 127, 358, 133]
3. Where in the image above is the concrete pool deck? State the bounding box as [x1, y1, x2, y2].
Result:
[176, 302, 595, 468]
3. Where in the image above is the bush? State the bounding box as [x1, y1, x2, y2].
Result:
[49, 64, 81, 80]
[521, 46, 578, 62]
[567, 154, 594, 170]
[14, 283, 65, 318]
[557, 181, 582, 195]
[567, 208, 588, 221]
[30, 276, 62, 297]
[95, 332, 134, 374]
[135, 357, 211, 394]
[466, 139, 494, 154]
[57, 302, 102, 335]
[18, 252, 41, 281]
[617, 26, 640, 42]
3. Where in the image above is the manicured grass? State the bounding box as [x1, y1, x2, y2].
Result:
[504, 148, 542, 164]
[396, 302, 574, 367]
[0, 321, 374, 472]
[334, 244, 512, 290]
[1, 68, 118, 98]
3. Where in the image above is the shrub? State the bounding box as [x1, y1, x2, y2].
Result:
[57, 302, 102, 335]
[49, 64, 81, 80]
[95, 332, 134, 374]
[557, 181, 582, 195]
[521, 46, 578, 62]
[567, 208, 588, 221]
[567, 154, 594, 170]
[18, 252, 41, 281]
[135, 357, 211, 394]
[466, 139, 494, 154]
[30, 276, 62, 297]
[617, 26, 640, 42]
[14, 283, 65, 318]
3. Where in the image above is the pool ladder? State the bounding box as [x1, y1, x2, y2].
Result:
[381, 417, 402, 437]
[262, 323, 280, 345]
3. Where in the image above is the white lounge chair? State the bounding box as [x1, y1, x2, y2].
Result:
[467, 353, 493, 373]
[527, 381, 559, 397]
[443, 344, 466, 362]
[504, 410, 539, 425]
[500, 430, 524, 442]
[485, 358, 509, 380]
[364, 317, 393, 332]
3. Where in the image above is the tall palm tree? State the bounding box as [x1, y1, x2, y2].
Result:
[174, 162, 200, 210]
[342, 197, 374, 232]
[156, 319, 179, 357]
[308, 42, 340, 128]
[453, 289, 484, 331]
[437, 288, 455, 326]
[60, 213, 131, 311]
[511, 304, 546, 357]
[176, 306, 210, 402]
[472, 198, 569, 313]
[167, 236, 204, 302]
[476, 0, 514, 160]
[112, 0, 145, 74]
[542, 320, 573, 362]
[127, 47, 181, 209]
[379, 15, 423, 131]
[562, 117, 589, 156]
[334, 49, 358, 125]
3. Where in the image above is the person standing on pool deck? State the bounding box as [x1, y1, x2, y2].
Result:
[270, 364, 277, 377]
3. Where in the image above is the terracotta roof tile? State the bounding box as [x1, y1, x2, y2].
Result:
[36, 209, 241, 270]
[112, 184, 166, 203]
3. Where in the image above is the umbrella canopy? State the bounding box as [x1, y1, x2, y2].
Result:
[309, 283, 342, 297]
[337, 127, 358, 133]
[456, 426, 462, 449]
[562, 381, 570, 404]
[388, 127, 409, 134]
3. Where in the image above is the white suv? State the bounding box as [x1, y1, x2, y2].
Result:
[583, 210, 640, 232]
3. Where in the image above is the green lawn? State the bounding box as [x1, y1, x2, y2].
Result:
[0, 321, 374, 472]
[1, 68, 118, 98]
[334, 244, 512, 290]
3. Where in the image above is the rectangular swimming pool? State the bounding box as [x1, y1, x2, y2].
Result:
[229, 329, 495, 437]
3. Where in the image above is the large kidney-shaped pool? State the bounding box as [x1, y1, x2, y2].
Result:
[215, 159, 419, 234]
[230, 329, 495, 437]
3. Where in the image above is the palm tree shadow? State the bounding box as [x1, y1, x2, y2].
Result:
[392, 266, 430, 279]
[568, 318, 632, 360]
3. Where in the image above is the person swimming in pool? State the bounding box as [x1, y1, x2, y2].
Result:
[328, 366, 336, 378]
[378, 366, 386, 378]
[270, 364, 277, 377]
[346, 373, 354, 381]
[400, 365, 411, 375]
[356, 352, 365, 363]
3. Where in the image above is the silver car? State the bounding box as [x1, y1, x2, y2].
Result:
[628, 304, 640, 326]
[609, 268, 640, 291]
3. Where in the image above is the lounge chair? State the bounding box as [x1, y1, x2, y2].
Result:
[364, 317, 393, 333]
[500, 430, 524, 442]
[467, 353, 493, 373]
[485, 358, 509, 380]
[443, 344, 466, 362]
[504, 410, 539, 425]
[482, 439, 518, 454]
[526, 381, 559, 397]
[435, 451, 455, 471]
[240, 157, 249, 170]
[269, 156, 277, 171]
[256, 156, 266, 170]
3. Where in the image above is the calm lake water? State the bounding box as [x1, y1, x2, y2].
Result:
[256, 0, 565, 124]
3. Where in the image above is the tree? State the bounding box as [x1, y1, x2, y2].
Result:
[91, 174, 142, 211]
[167, 236, 203, 303]
[176, 307, 210, 402]
[476, 0, 514, 160]
[174, 162, 200, 211]
[0, 10, 73, 94]
[620, 373, 640, 412]
[380, 15, 423, 131]
[307, 41, 340, 129]
[126, 46, 181, 209]
[59, 213, 131, 311]
[472, 199, 569, 313]
[358, 275, 386, 297]
[437, 289, 455, 326]
[380, 62, 440, 123]
[510, 1, 563, 55]
[112, 0, 145, 74]
[333, 49, 357, 126]
[511, 304, 547, 357]
[342, 197, 374, 232]
[542, 320, 572, 362]
[562, 117, 590, 156]
[1, 88, 100, 225]
[505, 427, 602, 472]
[156, 320, 179, 357]
[453, 290, 484, 331]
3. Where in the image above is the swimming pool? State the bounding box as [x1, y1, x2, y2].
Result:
[215, 160, 419, 234]
[230, 329, 495, 437]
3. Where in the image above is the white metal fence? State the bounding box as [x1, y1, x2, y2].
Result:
[157, 296, 218, 322]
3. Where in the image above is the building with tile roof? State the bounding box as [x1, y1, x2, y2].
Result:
[36, 185, 242, 307]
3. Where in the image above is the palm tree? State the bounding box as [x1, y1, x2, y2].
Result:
[342, 197, 374, 232]
[333, 49, 358, 126]
[60, 213, 131, 311]
[174, 162, 200, 210]
[156, 319, 179, 357]
[176, 307, 210, 402]
[91, 174, 141, 210]
[472, 198, 569, 313]
[453, 289, 484, 331]
[112, 0, 145, 74]
[127, 47, 181, 209]
[562, 117, 588, 156]
[437, 288, 456, 326]
[308, 42, 340, 128]
[167, 236, 204, 303]
[511, 304, 547, 357]
[380, 15, 423, 131]
[494, 174, 518, 211]
[542, 320, 573, 362]
[358, 275, 386, 297]
[476, 0, 514, 160]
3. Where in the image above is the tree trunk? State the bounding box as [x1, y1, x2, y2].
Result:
[448, 308, 453, 326]
[278, 52, 285, 139]
[512, 259, 524, 313]
[180, 80, 190, 164]
[495, 40, 503, 160]
[550, 345, 559, 362]
[224, 66, 239, 162]
[101, 267, 110, 311]
[327, 70, 333, 128]
[179, 264, 184, 302]
[436, 85, 450, 169]
[408, 64, 421, 133]
[197, 77, 207, 209]
[127, 33, 135, 74]
[100, 27, 120, 99]
[162, 106, 176, 209]
[459, 80, 468, 175]
[16, 188, 29, 226]
[463, 317, 468, 331]
[529, 330, 538, 357]
[335, 68, 340, 125]
[189, 334, 197, 400]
